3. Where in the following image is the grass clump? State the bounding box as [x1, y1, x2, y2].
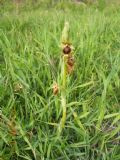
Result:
[0, 0, 120, 159]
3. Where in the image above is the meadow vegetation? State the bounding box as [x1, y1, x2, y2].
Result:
[0, 0, 120, 159]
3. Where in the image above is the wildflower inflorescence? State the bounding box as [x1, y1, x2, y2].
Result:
[52, 21, 75, 135]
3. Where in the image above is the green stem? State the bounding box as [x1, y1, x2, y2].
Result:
[61, 55, 67, 124]
[58, 55, 67, 134]
[57, 21, 70, 135]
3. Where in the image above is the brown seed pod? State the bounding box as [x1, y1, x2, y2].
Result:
[63, 45, 71, 54]
[53, 82, 59, 95]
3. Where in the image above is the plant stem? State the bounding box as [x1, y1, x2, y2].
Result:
[58, 22, 70, 135]
[61, 55, 67, 129]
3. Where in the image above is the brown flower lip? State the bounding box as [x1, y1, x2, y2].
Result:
[67, 56, 74, 66]
[63, 45, 71, 54]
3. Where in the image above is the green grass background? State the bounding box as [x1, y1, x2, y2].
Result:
[0, 0, 120, 159]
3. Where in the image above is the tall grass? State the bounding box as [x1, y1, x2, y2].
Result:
[0, 1, 120, 159]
